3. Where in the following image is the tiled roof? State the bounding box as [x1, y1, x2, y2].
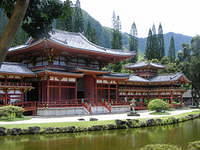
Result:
[129, 75, 149, 82]
[128, 73, 190, 83]
[9, 29, 135, 57]
[125, 62, 165, 69]
[150, 73, 185, 82]
[0, 62, 34, 75]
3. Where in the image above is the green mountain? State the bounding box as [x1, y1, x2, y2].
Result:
[0, 8, 192, 55]
[82, 10, 192, 54]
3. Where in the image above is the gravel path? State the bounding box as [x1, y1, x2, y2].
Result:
[0, 109, 198, 125]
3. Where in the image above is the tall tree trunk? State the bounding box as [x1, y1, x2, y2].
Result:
[0, 0, 29, 62]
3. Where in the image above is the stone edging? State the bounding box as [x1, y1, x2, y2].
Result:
[0, 112, 200, 136]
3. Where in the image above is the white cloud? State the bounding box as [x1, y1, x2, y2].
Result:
[78, 0, 200, 37]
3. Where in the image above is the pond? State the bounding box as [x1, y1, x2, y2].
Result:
[0, 119, 200, 150]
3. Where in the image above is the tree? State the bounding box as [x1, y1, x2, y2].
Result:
[73, 0, 84, 33]
[110, 11, 123, 72]
[0, 0, 63, 62]
[157, 23, 165, 59]
[56, 0, 73, 32]
[168, 36, 176, 62]
[0, 0, 30, 62]
[145, 29, 153, 60]
[111, 12, 122, 49]
[85, 22, 97, 44]
[151, 24, 159, 59]
[129, 22, 138, 62]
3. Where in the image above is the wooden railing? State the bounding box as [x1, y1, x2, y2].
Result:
[0, 82, 32, 87]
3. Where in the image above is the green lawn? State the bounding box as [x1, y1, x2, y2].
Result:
[150, 112, 170, 115]
[0, 120, 115, 129]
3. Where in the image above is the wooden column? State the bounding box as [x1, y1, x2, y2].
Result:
[75, 79, 77, 102]
[59, 81, 61, 102]
[108, 81, 110, 102]
[47, 80, 50, 103]
[116, 81, 118, 102]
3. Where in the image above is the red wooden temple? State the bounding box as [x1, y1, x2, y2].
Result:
[0, 29, 190, 116]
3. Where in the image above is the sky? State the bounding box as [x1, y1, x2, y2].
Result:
[72, 0, 200, 37]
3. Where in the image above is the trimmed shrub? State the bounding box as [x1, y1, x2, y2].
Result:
[188, 140, 200, 150]
[148, 99, 169, 112]
[140, 144, 181, 150]
[0, 105, 24, 120]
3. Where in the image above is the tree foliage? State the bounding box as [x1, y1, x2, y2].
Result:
[145, 24, 165, 60]
[85, 22, 98, 44]
[168, 36, 176, 62]
[73, 0, 84, 33]
[129, 22, 138, 62]
[158, 23, 165, 59]
[148, 99, 169, 112]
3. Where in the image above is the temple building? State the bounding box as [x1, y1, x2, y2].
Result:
[0, 29, 190, 116]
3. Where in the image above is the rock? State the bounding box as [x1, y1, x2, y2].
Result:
[78, 118, 85, 121]
[106, 124, 117, 130]
[0, 127, 6, 136]
[127, 111, 140, 116]
[88, 125, 104, 131]
[44, 127, 55, 134]
[115, 120, 127, 126]
[146, 119, 156, 126]
[89, 118, 98, 121]
[126, 119, 140, 128]
[9, 128, 22, 136]
[22, 129, 29, 135]
[28, 126, 40, 134]
[63, 126, 76, 133]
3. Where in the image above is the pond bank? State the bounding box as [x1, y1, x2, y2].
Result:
[0, 109, 200, 136]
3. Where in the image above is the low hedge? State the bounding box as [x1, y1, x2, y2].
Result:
[0, 105, 24, 120]
[140, 144, 181, 150]
[148, 99, 169, 112]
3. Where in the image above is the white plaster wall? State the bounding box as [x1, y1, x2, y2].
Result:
[111, 105, 130, 113]
[37, 107, 89, 116]
[91, 106, 109, 114]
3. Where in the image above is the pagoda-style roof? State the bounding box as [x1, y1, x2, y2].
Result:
[75, 68, 110, 75]
[0, 62, 34, 77]
[36, 69, 84, 78]
[97, 73, 129, 80]
[8, 29, 135, 62]
[128, 73, 191, 84]
[125, 62, 165, 70]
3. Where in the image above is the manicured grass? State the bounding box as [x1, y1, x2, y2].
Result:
[150, 112, 170, 115]
[0, 120, 115, 129]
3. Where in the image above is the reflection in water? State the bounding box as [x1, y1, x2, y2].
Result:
[0, 119, 200, 150]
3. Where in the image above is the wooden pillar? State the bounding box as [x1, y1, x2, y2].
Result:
[108, 81, 110, 102]
[75, 79, 77, 102]
[5, 89, 8, 105]
[170, 90, 173, 104]
[116, 81, 118, 102]
[38, 82, 41, 102]
[47, 80, 49, 103]
[59, 81, 61, 102]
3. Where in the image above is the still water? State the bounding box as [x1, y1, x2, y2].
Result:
[0, 119, 200, 150]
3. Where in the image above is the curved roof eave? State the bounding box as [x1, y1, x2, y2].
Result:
[48, 38, 134, 57]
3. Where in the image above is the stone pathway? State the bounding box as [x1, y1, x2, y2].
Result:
[0, 109, 198, 125]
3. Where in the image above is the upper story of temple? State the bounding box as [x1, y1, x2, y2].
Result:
[6, 29, 135, 73]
